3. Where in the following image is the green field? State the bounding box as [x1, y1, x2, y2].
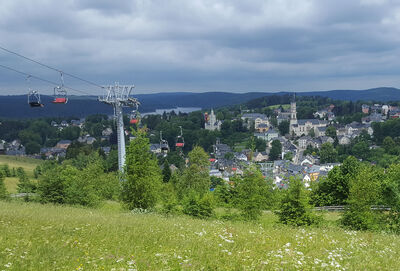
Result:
[0, 155, 43, 193]
[267, 104, 290, 110]
[0, 201, 399, 270]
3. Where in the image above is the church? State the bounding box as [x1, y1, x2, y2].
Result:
[289, 100, 328, 137]
[204, 109, 222, 131]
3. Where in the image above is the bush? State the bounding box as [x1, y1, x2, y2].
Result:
[160, 183, 181, 215]
[38, 160, 116, 207]
[17, 169, 36, 193]
[276, 177, 320, 226]
[182, 192, 215, 218]
[214, 183, 234, 207]
[0, 172, 8, 200]
[1, 164, 11, 177]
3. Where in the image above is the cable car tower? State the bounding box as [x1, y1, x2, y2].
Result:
[98, 83, 139, 173]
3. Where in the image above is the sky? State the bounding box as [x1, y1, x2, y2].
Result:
[1, 0, 400, 95]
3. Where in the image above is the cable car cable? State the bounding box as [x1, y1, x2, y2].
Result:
[0, 63, 93, 96]
[0, 45, 104, 89]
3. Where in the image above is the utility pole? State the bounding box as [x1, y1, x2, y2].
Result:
[98, 83, 139, 174]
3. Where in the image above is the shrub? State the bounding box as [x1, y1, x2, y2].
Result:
[182, 192, 215, 218]
[38, 160, 115, 207]
[160, 183, 181, 215]
[276, 177, 320, 226]
[0, 172, 8, 200]
[1, 164, 11, 177]
[17, 170, 36, 193]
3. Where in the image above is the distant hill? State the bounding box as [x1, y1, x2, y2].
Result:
[295, 87, 400, 102]
[0, 87, 399, 118]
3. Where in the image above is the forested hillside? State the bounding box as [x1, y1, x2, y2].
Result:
[1, 87, 400, 118]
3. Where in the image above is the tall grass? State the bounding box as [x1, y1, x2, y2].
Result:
[0, 156, 42, 173]
[0, 201, 399, 270]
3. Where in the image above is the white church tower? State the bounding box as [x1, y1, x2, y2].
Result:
[290, 96, 297, 126]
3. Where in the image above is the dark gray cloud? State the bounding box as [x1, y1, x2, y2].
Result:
[1, 0, 400, 95]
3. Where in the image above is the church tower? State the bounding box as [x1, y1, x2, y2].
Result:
[290, 94, 297, 126]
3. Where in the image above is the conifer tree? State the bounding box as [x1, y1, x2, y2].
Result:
[122, 128, 162, 209]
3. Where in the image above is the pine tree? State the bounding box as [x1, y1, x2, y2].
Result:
[122, 128, 162, 209]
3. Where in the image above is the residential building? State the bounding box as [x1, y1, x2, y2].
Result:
[241, 113, 269, 129]
[291, 119, 328, 137]
[56, 140, 72, 150]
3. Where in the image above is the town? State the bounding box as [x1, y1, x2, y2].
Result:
[1, 96, 398, 191]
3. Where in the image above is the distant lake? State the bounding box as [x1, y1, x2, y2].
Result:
[143, 107, 201, 115]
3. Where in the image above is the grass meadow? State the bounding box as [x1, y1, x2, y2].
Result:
[1, 201, 400, 270]
[0, 155, 42, 193]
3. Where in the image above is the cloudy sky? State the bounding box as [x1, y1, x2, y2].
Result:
[1, 0, 400, 95]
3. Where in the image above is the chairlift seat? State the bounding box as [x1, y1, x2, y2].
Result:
[130, 119, 139, 124]
[52, 97, 68, 104]
[29, 102, 43, 107]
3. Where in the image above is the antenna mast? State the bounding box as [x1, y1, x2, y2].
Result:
[98, 83, 139, 174]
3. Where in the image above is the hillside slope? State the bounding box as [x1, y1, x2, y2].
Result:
[0, 201, 399, 270]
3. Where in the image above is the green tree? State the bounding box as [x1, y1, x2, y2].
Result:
[234, 166, 273, 220]
[325, 126, 337, 138]
[276, 177, 320, 226]
[162, 160, 172, 183]
[278, 120, 290, 136]
[284, 152, 293, 161]
[177, 146, 210, 198]
[341, 165, 383, 230]
[17, 168, 36, 193]
[320, 142, 338, 163]
[383, 136, 396, 154]
[308, 127, 315, 138]
[37, 163, 66, 204]
[311, 156, 360, 206]
[381, 163, 400, 232]
[122, 129, 162, 209]
[269, 140, 282, 161]
[351, 141, 370, 161]
[25, 141, 41, 155]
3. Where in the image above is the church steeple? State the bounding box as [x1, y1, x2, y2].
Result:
[290, 93, 297, 125]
